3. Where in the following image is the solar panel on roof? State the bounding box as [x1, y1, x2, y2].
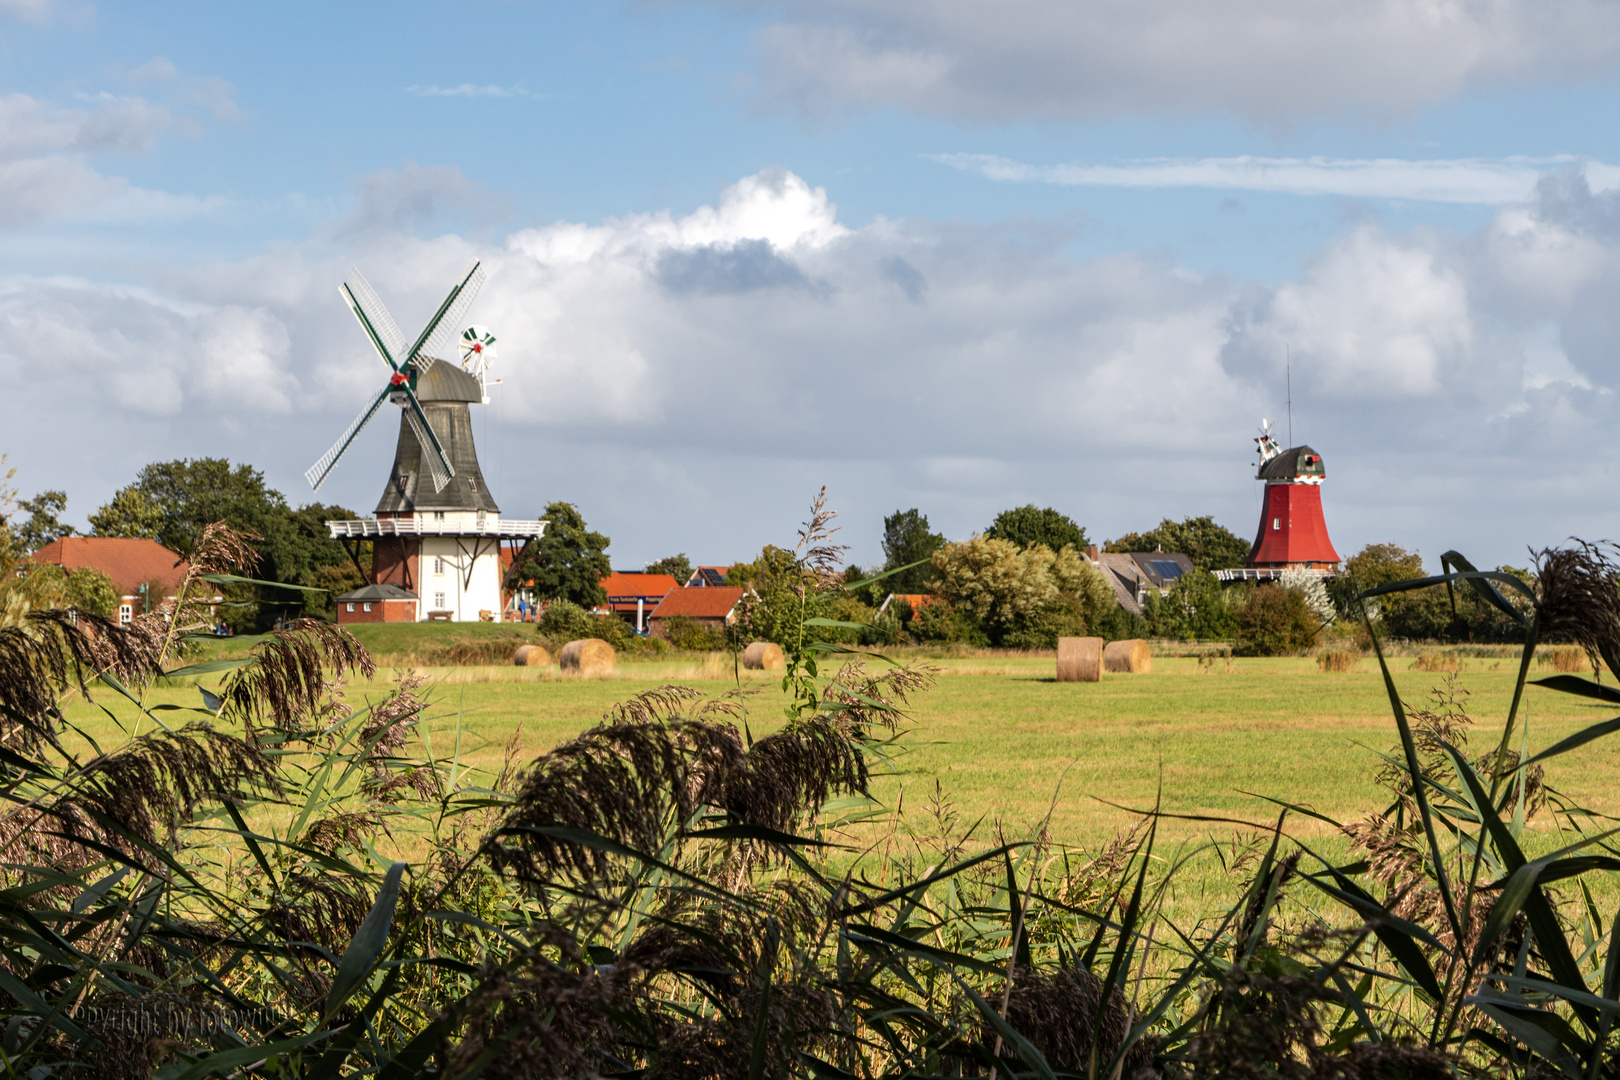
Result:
[1148, 559, 1186, 581]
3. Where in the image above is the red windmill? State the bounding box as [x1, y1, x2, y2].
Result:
[1246, 421, 1340, 571]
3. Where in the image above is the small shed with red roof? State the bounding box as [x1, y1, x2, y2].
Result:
[30, 536, 189, 623]
[647, 586, 745, 640]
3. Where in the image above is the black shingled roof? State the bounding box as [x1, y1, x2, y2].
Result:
[1258, 445, 1326, 482]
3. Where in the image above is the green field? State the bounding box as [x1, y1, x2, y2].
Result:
[77, 643, 1620, 880]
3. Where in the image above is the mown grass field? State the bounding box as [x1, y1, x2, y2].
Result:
[69, 638, 1620, 892]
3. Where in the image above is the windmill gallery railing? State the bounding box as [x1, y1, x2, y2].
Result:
[1213, 567, 1334, 582]
[326, 517, 546, 539]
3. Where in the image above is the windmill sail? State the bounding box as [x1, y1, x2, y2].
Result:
[341, 269, 408, 368]
[412, 260, 486, 365]
[305, 383, 393, 491]
[403, 397, 455, 493]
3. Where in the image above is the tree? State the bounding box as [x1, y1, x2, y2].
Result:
[1105, 515, 1249, 572]
[644, 554, 693, 584]
[506, 501, 611, 607]
[89, 487, 164, 539]
[1235, 584, 1320, 656]
[930, 536, 1116, 646]
[98, 459, 361, 629]
[880, 509, 945, 593]
[984, 505, 1086, 553]
[13, 491, 73, 552]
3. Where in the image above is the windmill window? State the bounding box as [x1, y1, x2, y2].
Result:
[1273, 518, 1281, 530]
[469, 478, 477, 491]
[118, 604, 132, 624]
[346, 603, 355, 612]
[434, 591, 446, 608]
[434, 557, 445, 575]
[434, 511, 445, 522]
[363, 602, 372, 612]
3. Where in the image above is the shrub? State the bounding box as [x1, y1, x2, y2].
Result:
[1234, 584, 1319, 656]
[1538, 645, 1586, 672]
[661, 615, 727, 651]
[538, 598, 632, 650]
[1316, 649, 1359, 672]
[1411, 652, 1464, 673]
[911, 597, 990, 645]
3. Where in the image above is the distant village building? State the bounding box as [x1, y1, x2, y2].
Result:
[30, 536, 190, 623]
[1084, 546, 1194, 616]
[595, 571, 679, 633]
[684, 566, 731, 587]
[647, 586, 745, 639]
[878, 593, 938, 617]
[334, 583, 420, 623]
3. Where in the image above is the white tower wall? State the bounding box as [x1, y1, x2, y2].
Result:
[418, 536, 505, 622]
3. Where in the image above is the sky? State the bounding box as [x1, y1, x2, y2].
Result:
[5, 1, 1620, 571]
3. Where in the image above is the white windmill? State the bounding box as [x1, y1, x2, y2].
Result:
[305, 260, 489, 493]
[310, 261, 545, 625]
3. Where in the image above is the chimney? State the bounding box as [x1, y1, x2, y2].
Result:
[1085, 544, 1100, 561]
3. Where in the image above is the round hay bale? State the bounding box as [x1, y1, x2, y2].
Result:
[1056, 636, 1103, 683]
[560, 638, 616, 675]
[513, 644, 552, 667]
[1102, 638, 1151, 674]
[743, 641, 785, 670]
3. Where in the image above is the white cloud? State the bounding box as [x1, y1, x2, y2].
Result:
[0, 0, 52, 23]
[1248, 226, 1474, 397]
[0, 84, 235, 227]
[933, 153, 1620, 206]
[719, 0, 1620, 123]
[11, 167, 1620, 570]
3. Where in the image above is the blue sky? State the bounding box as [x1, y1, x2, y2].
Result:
[6, 0, 1620, 570]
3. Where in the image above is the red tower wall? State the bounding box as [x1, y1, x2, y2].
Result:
[1248, 483, 1341, 568]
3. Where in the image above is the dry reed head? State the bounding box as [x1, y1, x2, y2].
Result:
[1536, 541, 1620, 674]
[794, 485, 850, 589]
[221, 619, 374, 732]
[40, 723, 280, 866]
[994, 965, 1152, 1076]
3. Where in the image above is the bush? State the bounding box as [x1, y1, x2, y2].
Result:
[912, 598, 991, 645]
[1316, 649, 1359, 673]
[1000, 599, 1086, 650]
[1234, 584, 1319, 656]
[538, 599, 633, 650]
[661, 615, 727, 651]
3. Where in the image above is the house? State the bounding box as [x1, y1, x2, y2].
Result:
[1085, 546, 1194, 616]
[878, 593, 938, 617]
[595, 571, 678, 632]
[684, 566, 731, 587]
[647, 586, 745, 640]
[29, 536, 189, 623]
[335, 583, 419, 624]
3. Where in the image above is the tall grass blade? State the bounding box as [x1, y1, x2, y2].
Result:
[323, 860, 405, 1020]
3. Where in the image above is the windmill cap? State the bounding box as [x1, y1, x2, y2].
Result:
[1258, 444, 1326, 481]
[414, 361, 483, 404]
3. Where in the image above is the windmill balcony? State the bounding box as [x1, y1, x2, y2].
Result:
[326, 515, 546, 539]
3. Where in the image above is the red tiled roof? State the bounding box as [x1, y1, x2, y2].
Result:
[30, 537, 188, 596]
[651, 586, 744, 620]
[600, 572, 677, 599]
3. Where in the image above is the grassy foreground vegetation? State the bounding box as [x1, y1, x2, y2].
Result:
[12, 508, 1620, 1076]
